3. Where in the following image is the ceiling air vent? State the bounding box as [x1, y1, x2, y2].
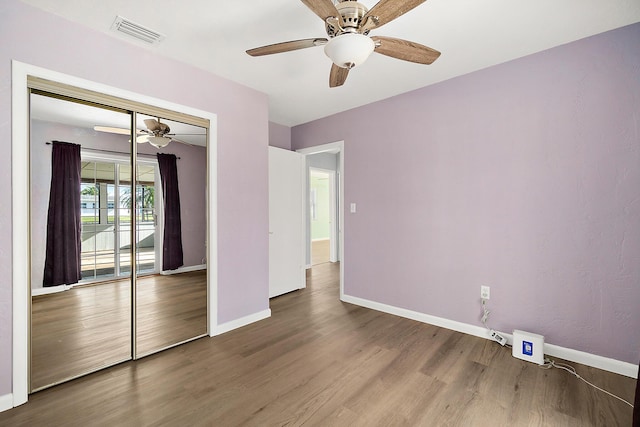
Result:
[111, 16, 165, 44]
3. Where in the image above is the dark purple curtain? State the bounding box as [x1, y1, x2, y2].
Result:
[157, 153, 184, 271]
[43, 141, 82, 287]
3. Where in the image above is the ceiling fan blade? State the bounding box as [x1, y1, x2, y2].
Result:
[300, 0, 345, 27]
[144, 118, 171, 135]
[246, 38, 327, 56]
[144, 118, 162, 132]
[329, 64, 349, 88]
[372, 36, 440, 64]
[361, 0, 427, 31]
[94, 125, 132, 135]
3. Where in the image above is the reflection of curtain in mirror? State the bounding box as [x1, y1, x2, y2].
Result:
[43, 141, 82, 287]
[157, 153, 183, 271]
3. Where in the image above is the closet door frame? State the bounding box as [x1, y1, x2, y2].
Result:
[11, 60, 218, 407]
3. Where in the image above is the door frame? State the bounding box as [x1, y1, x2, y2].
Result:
[309, 167, 338, 263]
[296, 141, 344, 299]
[11, 60, 218, 407]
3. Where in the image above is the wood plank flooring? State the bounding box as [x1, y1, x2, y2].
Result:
[5, 263, 635, 425]
[30, 270, 206, 391]
[311, 239, 330, 265]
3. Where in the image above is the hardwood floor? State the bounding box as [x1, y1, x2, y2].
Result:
[30, 270, 207, 391]
[311, 239, 330, 265]
[5, 263, 635, 425]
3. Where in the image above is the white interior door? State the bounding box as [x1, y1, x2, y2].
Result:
[269, 147, 305, 298]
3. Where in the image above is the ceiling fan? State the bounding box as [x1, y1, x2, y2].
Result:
[94, 118, 200, 148]
[246, 0, 441, 87]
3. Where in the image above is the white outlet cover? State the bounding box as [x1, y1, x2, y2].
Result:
[481, 285, 490, 299]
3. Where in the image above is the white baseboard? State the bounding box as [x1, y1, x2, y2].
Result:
[212, 308, 271, 336]
[543, 342, 638, 378]
[0, 393, 13, 413]
[32, 284, 70, 296]
[161, 264, 206, 275]
[341, 294, 638, 379]
[32, 265, 208, 294]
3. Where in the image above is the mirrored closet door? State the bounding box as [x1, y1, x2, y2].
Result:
[29, 88, 209, 392]
[134, 113, 208, 357]
[29, 92, 133, 391]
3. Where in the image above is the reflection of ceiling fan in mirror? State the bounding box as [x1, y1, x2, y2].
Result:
[94, 118, 203, 148]
[246, 0, 441, 87]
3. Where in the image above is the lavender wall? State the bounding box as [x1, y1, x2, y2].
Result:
[0, 0, 269, 396]
[268, 121, 292, 150]
[293, 24, 640, 364]
[30, 119, 207, 290]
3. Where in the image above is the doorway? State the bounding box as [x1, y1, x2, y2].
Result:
[309, 168, 337, 265]
[297, 142, 344, 299]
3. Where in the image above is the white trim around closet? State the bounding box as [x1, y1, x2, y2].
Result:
[11, 60, 218, 408]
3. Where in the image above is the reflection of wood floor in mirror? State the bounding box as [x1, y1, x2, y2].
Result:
[136, 272, 208, 356]
[30, 270, 207, 391]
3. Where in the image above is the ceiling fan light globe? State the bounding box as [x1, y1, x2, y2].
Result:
[136, 135, 150, 144]
[324, 33, 375, 69]
[148, 136, 171, 148]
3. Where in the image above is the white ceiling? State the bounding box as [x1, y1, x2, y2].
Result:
[21, 0, 640, 127]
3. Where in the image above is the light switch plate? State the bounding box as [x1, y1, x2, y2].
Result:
[350, 203, 356, 213]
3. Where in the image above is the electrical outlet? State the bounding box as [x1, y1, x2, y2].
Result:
[481, 285, 490, 300]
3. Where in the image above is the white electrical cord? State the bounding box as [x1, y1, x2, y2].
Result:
[481, 298, 490, 330]
[481, 298, 634, 408]
[541, 358, 634, 408]
[481, 298, 509, 346]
